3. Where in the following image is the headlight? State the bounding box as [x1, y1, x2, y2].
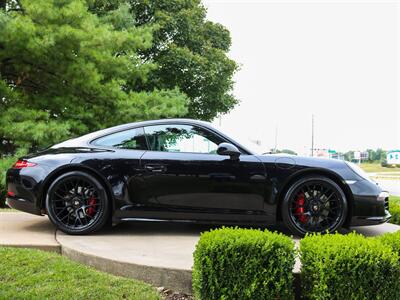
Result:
[345, 161, 371, 181]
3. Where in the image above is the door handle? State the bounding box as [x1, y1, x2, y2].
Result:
[144, 164, 166, 173]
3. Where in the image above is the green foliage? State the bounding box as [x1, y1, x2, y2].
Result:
[0, 0, 194, 152]
[90, 0, 239, 120]
[193, 227, 295, 300]
[276, 149, 297, 155]
[0, 149, 27, 207]
[379, 230, 400, 256]
[0, 0, 237, 154]
[345, 149, 387, 164]
[344, 150, 354, 162]
[365, 148, 385, 163]
[300, 233, 400, 300]
[0, 247, 159, 299]
[389, 196, 400, 225]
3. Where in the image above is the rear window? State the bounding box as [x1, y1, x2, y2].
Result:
[92, 127, 148, 150]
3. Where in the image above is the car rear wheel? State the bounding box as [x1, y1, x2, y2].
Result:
[281, 176, 347, 236]
[46, 171, 110, 235]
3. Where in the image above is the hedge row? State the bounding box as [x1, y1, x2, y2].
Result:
[193, 227, 295, 300]
[300, 233, 400, 300]
[389, 197, 400, 225]
[193, 228, 400, 300]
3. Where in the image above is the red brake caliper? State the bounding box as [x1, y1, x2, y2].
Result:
[87, 197, 96, 217]
[295, 193, 308, 224]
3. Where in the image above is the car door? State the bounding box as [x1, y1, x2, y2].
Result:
[139, 123, 268, 214]
[88, 127, 154, 207]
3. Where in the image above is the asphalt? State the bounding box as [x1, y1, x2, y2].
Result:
[1, 212, 399, 293]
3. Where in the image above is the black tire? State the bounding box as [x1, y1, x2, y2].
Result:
[281, 176, 347, 237]
[46, 171, 110, 235]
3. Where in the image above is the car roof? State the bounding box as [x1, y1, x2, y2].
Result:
[52, 118, 255, 154]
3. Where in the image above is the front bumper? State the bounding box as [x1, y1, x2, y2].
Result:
[349, 180, 391, 226]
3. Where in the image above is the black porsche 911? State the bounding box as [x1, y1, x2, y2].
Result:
[6, 119, 390, 236]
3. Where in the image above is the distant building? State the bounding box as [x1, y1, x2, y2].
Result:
[353, 151, 369, 162]
[387, 150, 400, 165]
[314, 149, 344, 160]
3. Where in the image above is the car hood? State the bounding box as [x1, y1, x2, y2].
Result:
[257, 154, 345, 167]
[255, 154, 361, 181]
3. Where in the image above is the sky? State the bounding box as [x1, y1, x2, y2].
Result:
[203, 0, 400, 155]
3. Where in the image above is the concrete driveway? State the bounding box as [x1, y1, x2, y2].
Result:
[1, 212, 399, 293]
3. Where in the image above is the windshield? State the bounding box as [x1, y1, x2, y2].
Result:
[213, 125, 267, 155]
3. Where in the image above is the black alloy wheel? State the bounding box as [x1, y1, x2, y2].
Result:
[281, 176, 347, 236]
[46, 171, 110, 235]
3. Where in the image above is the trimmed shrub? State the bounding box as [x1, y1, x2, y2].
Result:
[193, 227, 295, 300]
[389, 199, 400, 225]
[300, 233, 400, 300]
[390, 203, 400, 225]
[379, 230, 400, 255]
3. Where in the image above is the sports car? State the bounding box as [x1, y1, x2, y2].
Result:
[6, 119, 390, 236]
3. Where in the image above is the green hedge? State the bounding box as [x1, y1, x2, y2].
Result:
[389, 196, 400, 225]
[379, 230, 400, 256]
[193, 227, 295, 300]
[300, 233, 400, 300]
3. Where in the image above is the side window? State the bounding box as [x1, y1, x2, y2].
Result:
[144, 124, 223, 154]
[92, 127, 148, 150]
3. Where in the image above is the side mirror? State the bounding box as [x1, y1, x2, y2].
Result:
[217, 142, 241, 160]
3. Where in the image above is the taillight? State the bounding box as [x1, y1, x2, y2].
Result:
[12, 160, 37, 169]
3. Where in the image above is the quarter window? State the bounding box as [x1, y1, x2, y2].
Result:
[92, 127, 147, 150]
[144, 124, 223, 154]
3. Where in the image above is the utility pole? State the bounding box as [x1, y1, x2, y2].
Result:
[311, 114, 314, 157]
[274, 125, 278, 153]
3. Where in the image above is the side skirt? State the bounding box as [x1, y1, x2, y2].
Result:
[112, 209, 275, 226]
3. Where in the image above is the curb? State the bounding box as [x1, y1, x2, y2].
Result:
[59, 243, 193, 294]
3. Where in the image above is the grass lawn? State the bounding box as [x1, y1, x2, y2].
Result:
[0, 208, 16, 211]
[359, 163, 400, 173]
[0, 247, 160, 300]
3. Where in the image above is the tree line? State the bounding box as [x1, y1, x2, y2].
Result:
[0, 0, 238, 154]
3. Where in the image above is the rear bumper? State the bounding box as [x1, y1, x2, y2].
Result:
[6, 196, 43, 215]
[6, 166, 47, 216]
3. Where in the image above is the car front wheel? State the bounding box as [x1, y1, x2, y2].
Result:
[46, 171, 110, 235]
[281, 176, 348, 236]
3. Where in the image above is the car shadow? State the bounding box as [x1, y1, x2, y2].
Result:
[99, 220, 293, 237]
[96, 220, 398, 239]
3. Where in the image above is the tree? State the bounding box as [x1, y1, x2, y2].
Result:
[89, 0, 239, 120]
[0, 0, 188, 152]
[344, 151, 354, 162]
[276, 149, 297, 155]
